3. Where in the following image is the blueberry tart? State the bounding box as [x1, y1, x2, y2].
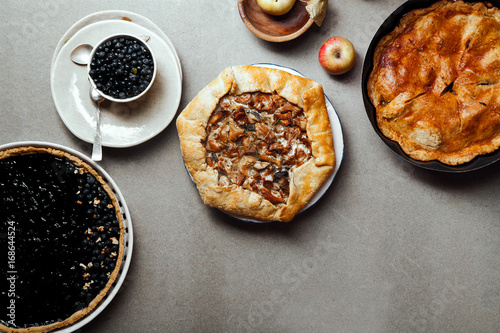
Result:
[368, 0, 500, 165]
[177, 65, 335, 222]
[0, 146, 125, 332]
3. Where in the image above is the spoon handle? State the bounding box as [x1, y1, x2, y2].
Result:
[91, 104, 102, 161]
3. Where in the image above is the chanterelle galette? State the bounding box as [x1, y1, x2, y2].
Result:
[177, 65, 335, 222]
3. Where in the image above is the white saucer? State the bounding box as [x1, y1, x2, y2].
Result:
[50, 12, 182, 148]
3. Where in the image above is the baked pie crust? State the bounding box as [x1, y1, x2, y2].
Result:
[0, 146, 124, 333]
[368, 0, 500, 165]
[177, 65, 335, 222]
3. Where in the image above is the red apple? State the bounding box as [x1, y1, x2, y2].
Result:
[318, 37, 356, 75]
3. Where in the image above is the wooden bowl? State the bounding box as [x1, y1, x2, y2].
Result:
[238, 0, 314, 42]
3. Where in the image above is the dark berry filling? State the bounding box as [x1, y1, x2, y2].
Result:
[89, 36, 154, 100]
[0, 153, 121, 329]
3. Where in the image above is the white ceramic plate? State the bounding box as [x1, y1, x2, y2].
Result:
[185, 64, 344, 223]
[50, 11, 182, 148]
[0, 141, 133, 333]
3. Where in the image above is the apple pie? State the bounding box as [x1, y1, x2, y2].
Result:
[177, 65, 335, 222]
[368, 0, 500, 165]
[0, 146, 125, 332]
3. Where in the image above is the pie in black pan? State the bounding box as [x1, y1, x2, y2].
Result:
[364, 0, 500, 170]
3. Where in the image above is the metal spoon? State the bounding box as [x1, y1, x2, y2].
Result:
[90, 88, 105, 161]
[70, 44, 92, 65]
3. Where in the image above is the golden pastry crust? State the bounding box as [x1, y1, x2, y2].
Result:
[177, 65, 335, 222]
[368, 0, 500, 165]
[0, 146, 125, 333]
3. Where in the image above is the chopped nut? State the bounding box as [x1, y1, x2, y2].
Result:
[83, 280, 94, 290]
[110, 237, 119, 245]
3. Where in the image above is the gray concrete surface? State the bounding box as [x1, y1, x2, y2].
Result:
[1, 0, 499, 332]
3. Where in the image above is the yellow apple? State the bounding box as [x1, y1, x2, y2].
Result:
[257, 0, 296, 16]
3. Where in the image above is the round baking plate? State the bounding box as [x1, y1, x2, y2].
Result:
[361, 0, 500, 172]
[0, 141, 133, 333]
[197, 63, 343, 223]
[50, 11, 182, 148]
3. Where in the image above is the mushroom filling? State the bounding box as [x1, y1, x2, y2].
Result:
[204, 92, 312, 204]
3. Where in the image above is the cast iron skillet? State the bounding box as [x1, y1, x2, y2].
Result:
[361, 0, 500, 172]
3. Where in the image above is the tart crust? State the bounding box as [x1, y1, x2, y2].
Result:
[368, 0, 500, 165]
[177, 65, 335, 222]
[0, 146, 125, 333]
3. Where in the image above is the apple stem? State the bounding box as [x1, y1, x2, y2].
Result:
[335, 51, 341, 59]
